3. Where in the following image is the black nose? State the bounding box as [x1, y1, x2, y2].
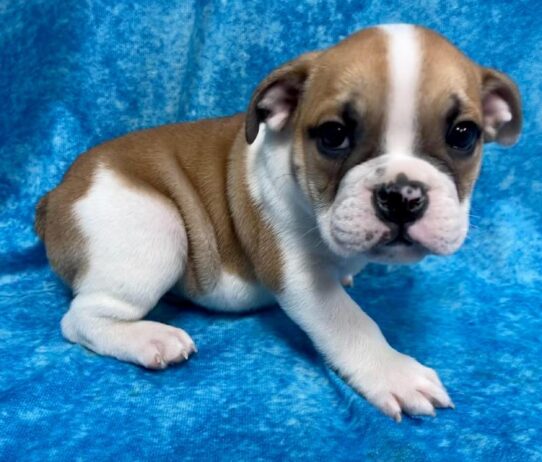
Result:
[373, 178, 428, 225]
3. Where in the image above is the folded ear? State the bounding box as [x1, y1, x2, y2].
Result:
[245, 52, 320, 144]
[481, 68, 522, 146]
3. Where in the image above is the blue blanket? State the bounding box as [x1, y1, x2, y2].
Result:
[1, 1, 541, 460]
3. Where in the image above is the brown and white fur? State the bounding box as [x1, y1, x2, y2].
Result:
[35, 25, 521, 421]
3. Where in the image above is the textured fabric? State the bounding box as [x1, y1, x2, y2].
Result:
[1, 1, 541, 460]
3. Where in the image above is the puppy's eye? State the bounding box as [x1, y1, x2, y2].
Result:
[315, 122, 351, 156]
[446, 121, 480, 153]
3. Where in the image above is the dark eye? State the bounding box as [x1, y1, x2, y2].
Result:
[315, 121, 351, 156]
[446, 121, 480, 152]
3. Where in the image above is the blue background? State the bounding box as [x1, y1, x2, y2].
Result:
[1, 1, 541, 460]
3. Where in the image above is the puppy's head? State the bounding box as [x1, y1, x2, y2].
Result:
[246, 25, 522, 264]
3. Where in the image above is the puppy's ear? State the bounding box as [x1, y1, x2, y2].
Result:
[245, 52, 320, 144]
[481, 68, 522, 146]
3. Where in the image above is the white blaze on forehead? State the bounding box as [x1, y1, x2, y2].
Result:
[380, 24, 422, 155]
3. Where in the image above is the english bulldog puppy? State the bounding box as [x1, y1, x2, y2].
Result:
[35, 24, 521, 421]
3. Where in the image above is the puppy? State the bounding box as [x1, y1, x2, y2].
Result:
[35, 24, 522, 421]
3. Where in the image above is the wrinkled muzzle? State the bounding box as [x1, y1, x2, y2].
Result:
[317, 154, 470, 263]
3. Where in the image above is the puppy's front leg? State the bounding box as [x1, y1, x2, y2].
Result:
[277, 270, 453, 421]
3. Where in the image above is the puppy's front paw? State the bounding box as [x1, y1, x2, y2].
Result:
[353, 349, 453, 422]
[127, 321, 197, 370]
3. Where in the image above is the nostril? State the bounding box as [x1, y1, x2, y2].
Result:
[375, 187, 391, 212]
[407, 196, 425, 213]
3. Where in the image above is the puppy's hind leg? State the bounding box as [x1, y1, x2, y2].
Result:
[62, 295, 196, 369]
[60, 167, 195, 369]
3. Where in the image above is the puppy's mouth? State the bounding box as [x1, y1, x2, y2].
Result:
[367, 238, 429, 263]
[367, 225, 429, 263]
[383, 225, 416, 247]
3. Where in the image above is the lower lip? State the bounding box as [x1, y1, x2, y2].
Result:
[385, 234, 414, 247]
[383, 229, 415, 247]
[369, 240, 429, 259]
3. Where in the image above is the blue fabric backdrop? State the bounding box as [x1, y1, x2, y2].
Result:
[1, 1, 541, 460]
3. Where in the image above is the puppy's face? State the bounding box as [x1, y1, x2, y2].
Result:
[246, 25, 521, 264]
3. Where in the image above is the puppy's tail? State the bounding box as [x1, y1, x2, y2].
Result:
[35, 194, 49, 240]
